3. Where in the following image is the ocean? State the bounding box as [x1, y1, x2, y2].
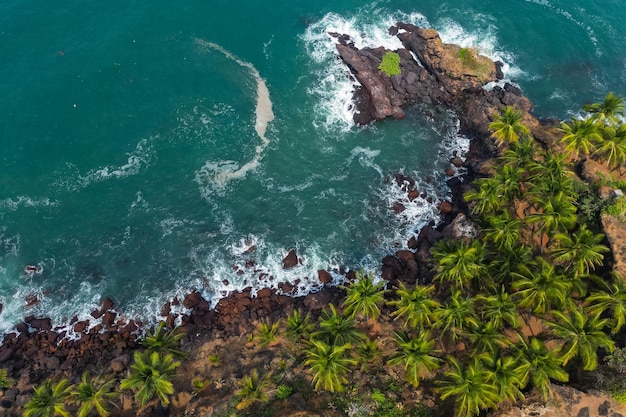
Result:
[1, 0, 625, 336]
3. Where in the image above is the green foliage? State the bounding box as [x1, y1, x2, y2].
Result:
[191, 378, 210, 396]
[313, 304, 365, 346]
[235, 369, 270, 410]
[431, 240, 486, 291]
[389, 283, 440, 328]
[604, 196, 626, 219]
[24, 379, 74, 417]
[560, 118, 602, 159]
[586, 273, 626, 333]
[488, 106, 530, 146]
[141, 321, 187, 358]
[304, 339, 356, 392]
[73, 371, 117, 417]
[583, 92, 625, 126]
[342, 269, 387, 320]
[434, 291, 479, 341]
[276, 384, 293, 400]
[511, 258, 572, 313]
[284, 308, 314, 344]
[208, 354, 222, 365]
[437, 356, 500, 417]
[378, 51, 401, 76]
[388, 330, 441, 387]
[515, 337, 569, 401]
[0, 368, 14, 389]
[458, 48, 475, 67]
[120, 351, 180, 407]
[551, 225, 609, 278]
[256, 319, 281, 348]
[546, 306, 615, 370]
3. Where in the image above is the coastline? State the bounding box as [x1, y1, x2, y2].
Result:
[2, 22, 625, 417]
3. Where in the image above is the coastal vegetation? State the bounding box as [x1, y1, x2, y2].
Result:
[4, 93, 626, 416]
[378, 51, 402, 76]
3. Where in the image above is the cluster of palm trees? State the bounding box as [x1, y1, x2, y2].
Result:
[22, 322, 186, 417]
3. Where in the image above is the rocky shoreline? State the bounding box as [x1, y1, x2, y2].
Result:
[0, 22, 597, 415]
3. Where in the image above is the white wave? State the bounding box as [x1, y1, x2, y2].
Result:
[0, 196, 59, 212]
[347, 146, 383, 177]
[58, 137, 155, 191]
[193, 39, 275, 191]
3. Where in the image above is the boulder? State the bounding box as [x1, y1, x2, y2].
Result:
[282, 249, 299, 269]
[183, 291, 202, 309]
[318, 270, 333, 285]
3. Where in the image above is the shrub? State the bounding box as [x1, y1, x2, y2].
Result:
[378, 51, 401, 76]
[276, 385, 293, 400]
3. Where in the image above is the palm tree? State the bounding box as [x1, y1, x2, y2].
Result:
[487, 244, 533, 283]
[500, 135, 537, 170]
[434, 291, 479, 342]
[235, 369, 270, 410]
[256, 318, 281, 348]
[73, 372, 117, 417]
[464, 178, 503, 215]
[583, 92, 625, 126]
[354, 337, 382, 371]
[342, 269, 386, 321]
[515, 337, 569, 401]
[595, 123, 626, 170]
[493, 164, 525, 203]
[560, 118, 602, 159]
[24, 379, 74, 417]
[388, 283, 441, 328]
[586, 273, 626, 333]
[431, 240, 487, 292]
[464, 321, 512, 356]
[489, 106, 531, 146]
[388, 330, 441, 387]
[511, 258, 571, 314]
[483, 354, 528, 403]
[313, 304, 365, 346]
[437, 356, 500, 417]
[528, 152, 575, 196]
[526, 191, 578, 246]
[476, 288, 521, 330]
[141, 322, 187, 358]
[120, 351, 180, 407]
[551, 225, 609, 278]
[546, 307, 615, 370]
[304, 339, 357, 392]
[482, 212, 522, 251]
[284, 308, 314, 344]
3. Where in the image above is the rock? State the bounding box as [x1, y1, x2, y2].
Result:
[599, 401, 611, 416]
[282, 249, 298, 269]
[111, 354, 130, 372]
[442, 213, 478, 242]
[183, 291, 202, 309]
[391, 201, 406, 213]
[450, 156, 463, 167]
[303, 291, 333, 311]
[0, 347, 13, 362]
[444, 167, 455, 177]
[171, 391, 192, 408]
[611, 189, 624, 199]
[160, 302, 171, 317]
[408, 189, 420, 201]
[577, 408, 590, 417]
[318, 270, 333, 285]
[102, 311, 117, 328]
[438, 200, 453, 214]
[101, 297, 115, 311]
[73, 320, 89, 333]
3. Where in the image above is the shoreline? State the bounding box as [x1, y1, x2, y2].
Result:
[2, 22, 621, 417]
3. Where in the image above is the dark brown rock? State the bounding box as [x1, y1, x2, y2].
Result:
[282, 249, 298, 269]
[438, 200, 453, 214]
[30, 318, 52, 331]
[303, 291, 333, 311]
[183, 291, 202, 309]
[73, 320, 89, 333]
[318, 270, 333, 285]
[102, 311, 117, 328]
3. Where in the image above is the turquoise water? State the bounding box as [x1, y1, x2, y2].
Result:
[1, 0, 625, 334]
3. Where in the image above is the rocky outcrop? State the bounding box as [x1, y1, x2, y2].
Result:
[334, 22, 562, 149]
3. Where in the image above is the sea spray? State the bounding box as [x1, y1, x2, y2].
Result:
[193, 39, 275, 189]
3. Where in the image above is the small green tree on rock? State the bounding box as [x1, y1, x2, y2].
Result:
[378, 51, 401, 76]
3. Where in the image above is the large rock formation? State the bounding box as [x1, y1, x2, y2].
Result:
[334, 22, 561, 147]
